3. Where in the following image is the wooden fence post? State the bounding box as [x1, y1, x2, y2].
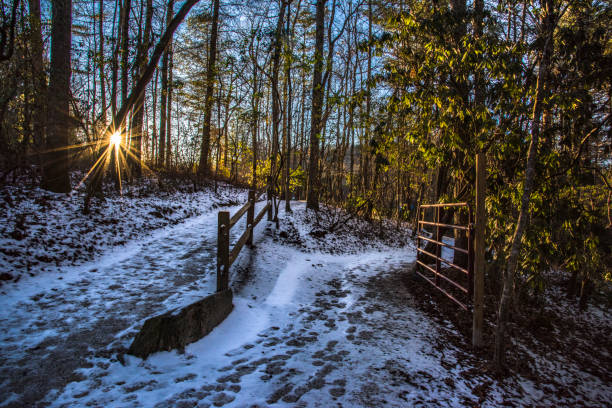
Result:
[217, 211, 230, 292]
[473, 153, 486, 348]
[267, 187, 273, 221]
[435, 206, 441, 286]
[247, 190, 255, 247]
[415, 205, 421, 268]
[468, 207, 474, 300]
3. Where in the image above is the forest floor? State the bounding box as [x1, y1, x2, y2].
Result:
[0, 178, 610, 407]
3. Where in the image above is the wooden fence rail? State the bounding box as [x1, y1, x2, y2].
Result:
[217, 188, 271, 292]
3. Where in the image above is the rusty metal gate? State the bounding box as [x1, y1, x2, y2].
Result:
[415, 203, 474, 310]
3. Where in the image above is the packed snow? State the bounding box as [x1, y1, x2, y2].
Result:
[0, 185, 610, 407]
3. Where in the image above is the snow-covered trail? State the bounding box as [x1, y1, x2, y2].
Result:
[5, 201, 601, 407]
[0, 199, 465, 408]
[1, 199, 495, 408]
[48, 245, 436, 408]
[0, 201, 268, 408]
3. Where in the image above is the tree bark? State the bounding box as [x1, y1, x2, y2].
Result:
[306, 0, 325, 211]
[0, 0, 18, 62]
[98, 0, 107, 126]
[166, 42, 174, 168]
[130, 0, 152, 177]
[283, 1, 293, 212]
[158, 0, 173, 167]
[249, 35, 260, 188]
[450, 0, 469, 267]
[120, 0, 131, 107]
[42, 0, 72, 193]
[363, 0, 373, 215]
[28, 0, 46, 150]
[270, 0, 288, 220]
[110, 0, 122, 119]
[198, 0, 220, 176]
[151, 68, 158, 162]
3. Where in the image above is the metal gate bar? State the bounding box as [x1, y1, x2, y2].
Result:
[415, 203, 474, 310]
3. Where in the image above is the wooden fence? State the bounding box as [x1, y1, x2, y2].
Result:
[216, 188, 271, 291]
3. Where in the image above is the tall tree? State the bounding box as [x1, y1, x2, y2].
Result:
[249, 30, 261, 188]
[198, 0, 220, 175]
[120, 0, 131, 106]
[306, 0, 325, 210]
[158, 0, 174, 166]
[130, 0, 153, 177]
[494, 0, 556, 368]
[283, 0, 295, 212]
[42, 0, 72, 193]
[363, 0, 372, 205]
[28, 0, 45, 148]
[98, 0, 107, 126]
[166, 44, 174, 168]
[270, 0, 288, 217]
[110, 0, 122, 119]
[0, 0, 18, 62]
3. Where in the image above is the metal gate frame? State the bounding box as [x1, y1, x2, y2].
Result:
[415, 203, 474, 310]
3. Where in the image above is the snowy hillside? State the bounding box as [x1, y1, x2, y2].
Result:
[0, 176, 246, 287]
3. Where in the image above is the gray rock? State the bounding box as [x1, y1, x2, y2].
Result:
[127, 289, 233, 359]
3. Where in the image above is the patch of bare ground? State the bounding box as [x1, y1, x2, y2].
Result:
[403, 266, 612, 406]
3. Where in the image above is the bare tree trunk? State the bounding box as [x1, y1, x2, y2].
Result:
[43, 0, 72, 193]
[214, 84, 222, 191]
[166, 44, 173, 168]
[363, 0, 373, 216]
[0, 0, 18, 62]
[348, 13, 358, 193]
[110, 0, 122, 119]
[174, 97, 180, 165]
[102, 0, 198, 137]
[298, 49, 306, 197]
[198, 0, 219, 176]
[151, 68, 158, 162]
[130, 0, 152, 177]
[120, 0, 130, 107]
[250, 39, 259, 188]
[98, 0, 107, 126]
[221, 72, 234, 174]
[158, 1, 173, 167]
[28, 0, 46, 151]
[450, 0, 469, 267]
[494, 0, 555, 369]
[158, 47, 167, 167]
[282, 69, 288, 197]
[306, 0, 325, 210]
[270, 0, 288, 220]
[91, 38, 97, 139]
[283, 1, 294, 212]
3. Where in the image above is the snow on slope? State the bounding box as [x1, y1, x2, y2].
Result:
[0, 175, 247, 287]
